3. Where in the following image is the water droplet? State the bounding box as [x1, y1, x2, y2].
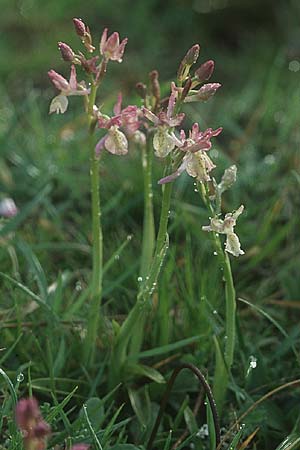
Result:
[114, 254, 120, 260]
[213, 310, 217, 315]
[224, 335, 228, 340]
[17, 373, 24, 382]
[137, 276, 143, 282]
[127, 234, 133, 241]
[194, 188, 198, 192]
[213, 251, 217, 256]
[249, 355, 257, 369]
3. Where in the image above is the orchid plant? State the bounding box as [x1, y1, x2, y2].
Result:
[48, 18, 244, 411]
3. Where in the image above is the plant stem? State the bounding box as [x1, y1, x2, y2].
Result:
[198, 181, 236, 412]
[84, 82, 103, 367]
[140, 140, 155, 279]
[130, 140, 155, 357]
[109, 171, 173, 387]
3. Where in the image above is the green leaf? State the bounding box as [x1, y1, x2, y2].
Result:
[184, 405, 198, 434]
[126, 363, 165, 384]
[79, 397, 104, 430]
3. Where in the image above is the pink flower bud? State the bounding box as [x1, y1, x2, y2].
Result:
[183, 44, 200, 65]
[48, 70, 69, 91]
[73, 18, 86, 37]
[177, 44, 200, 81]
[195, 60, 215, 82]
[184, 83, 221, 102]
[58, 42, 75, 62]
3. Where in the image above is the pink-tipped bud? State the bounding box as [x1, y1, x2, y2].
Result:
[73, 18, 86, 37]
[195, 60, 215, 82]
[178, 44, 200, 82]
[184, 83, 221, 103]
[58, 42, 75, 62]
[183, 44, 200, 66]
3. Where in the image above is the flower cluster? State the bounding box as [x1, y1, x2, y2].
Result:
[15, 397, 89, 450]
[48, 21, 244, 256]
[140, 44, 222, 185]
[48, 18, 128, 115]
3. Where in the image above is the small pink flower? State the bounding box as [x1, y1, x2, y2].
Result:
[158, 123, 222, 184]
[95, 93, 143, 156]
[16, 397, 51, 450]
[142, 83, 185, 157]
[100, 28, 128, 62]
[142, 82, 185, 128]
[48, 65, 90, 114]
[113, 93, 141, 135]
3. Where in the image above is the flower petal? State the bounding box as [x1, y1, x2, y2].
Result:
[69, 65, 77, 91]
[153, 128, 175, 157]
[158, 158, 188, 184]
[225, 233, 244, 257]
[49, 95, 68, 114]
[105, 127, 128, 155]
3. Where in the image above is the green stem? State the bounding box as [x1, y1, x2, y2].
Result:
[84, 83, 103, 367]
[198, 182, 236, 412]
[109, 172, 173, 387]
[140, 140, 155, 279]
[223, 252, 236, 368]
[130, 141, 155, 357]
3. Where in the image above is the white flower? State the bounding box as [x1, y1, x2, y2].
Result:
[202, 205, 245, 257]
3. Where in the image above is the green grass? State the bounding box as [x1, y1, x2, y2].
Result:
[1, 1, 300, 449]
